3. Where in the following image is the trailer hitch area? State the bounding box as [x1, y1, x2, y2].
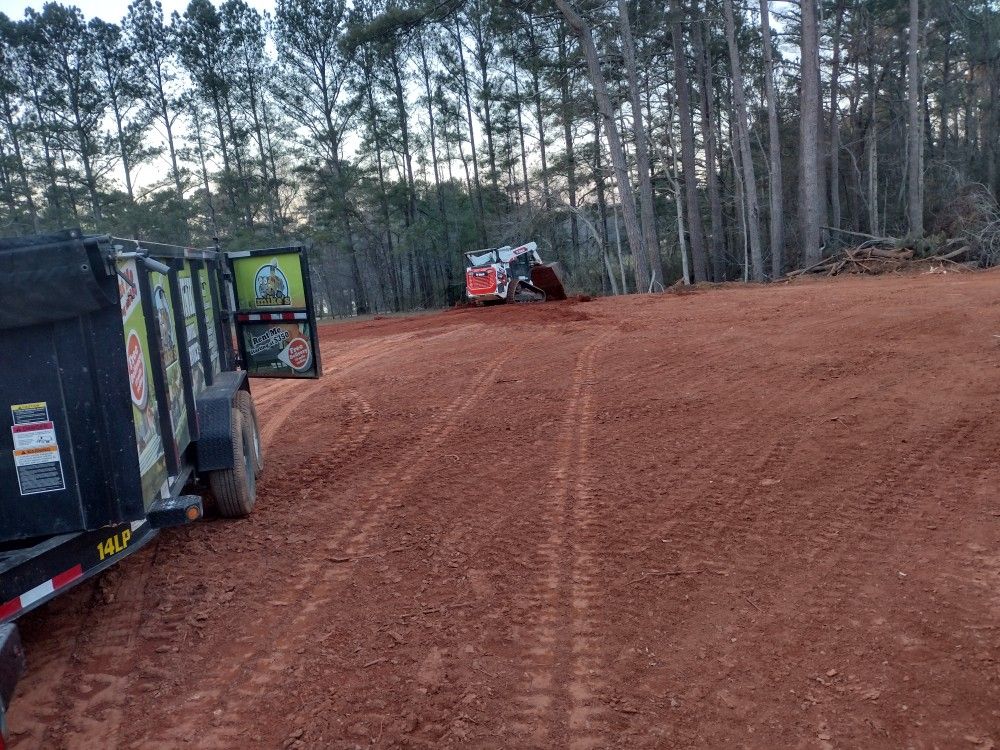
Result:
[147, 495, 204, 529]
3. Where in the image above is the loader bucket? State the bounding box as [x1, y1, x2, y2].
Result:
[530, 262, 567, 301]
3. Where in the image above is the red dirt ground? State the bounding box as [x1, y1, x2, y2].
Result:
[8, 271, 1000, 749]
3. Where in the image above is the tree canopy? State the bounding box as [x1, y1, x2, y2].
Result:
[2, 0, 998, 312]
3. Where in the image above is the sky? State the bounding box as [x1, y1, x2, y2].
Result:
[0, 0, 273, 22]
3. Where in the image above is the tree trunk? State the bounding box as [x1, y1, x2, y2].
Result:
[418, 37, 451, 261]
[799, 0, 823, 266]
[554, 0, 649, 291]
[157, 77, 183, 199]
[618, 0, 662, 287]
[209, 88, 238, 217]
[722, 0, 764, 281]
[243, 54, 277, 233]
[191, 106, 219, 235]
[472, 11, 500, 196]
[558, 31, 581, 266]
[0, 93, 39, 232]
[730, 121, 749, 281]
[670, 0, 709, 282]
[363, 61, 397, 305]
[221, 91, 253, 229]
[759, 0, 784, 277]
[665, 116, 690, 285]
[455, 16, 487, 243]
[527, 16, 552, 213]
[390, 48, 418, 227]
[26, 73, 62, 216]
[510, 41, 532, 205]
[107, 86, 134, 202]
[939, 24, 951, 148]
[692, 17, 725, 281]
[828, 0, 844, 233]
[864, 9, 879, 234]
[906, 0, 923, 236]
[593, 124, 618, 294]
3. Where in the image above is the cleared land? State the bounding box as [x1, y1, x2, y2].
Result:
[9, 271, 1000, 748]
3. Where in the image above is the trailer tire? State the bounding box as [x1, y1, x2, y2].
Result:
[235, 390, 263, 478]
[208, 407, 256, 518]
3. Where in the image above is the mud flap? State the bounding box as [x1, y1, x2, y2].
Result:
[226, 246, 323, 379]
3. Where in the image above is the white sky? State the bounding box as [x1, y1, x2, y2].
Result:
[0, 0, 273, 23]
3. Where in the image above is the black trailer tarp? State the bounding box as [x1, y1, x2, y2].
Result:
[0, 232, 115, 330]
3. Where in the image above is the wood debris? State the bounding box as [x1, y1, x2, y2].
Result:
[786, 238, 973, 279]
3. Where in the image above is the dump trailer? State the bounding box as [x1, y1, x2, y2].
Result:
[0, 230, 323, 734]
[464, 241, 567, 304]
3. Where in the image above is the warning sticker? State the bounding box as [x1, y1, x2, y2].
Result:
[11, 421, 58, 450]
[11, 402, 49, 425]
[9, 403, 65, 495]
[13, 445, 66, 495]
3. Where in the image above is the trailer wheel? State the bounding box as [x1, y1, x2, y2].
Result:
[208, 407, 256, 518]
[235, 390, 263, 478]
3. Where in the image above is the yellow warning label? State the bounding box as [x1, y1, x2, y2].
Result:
[10, 402, 49, 425]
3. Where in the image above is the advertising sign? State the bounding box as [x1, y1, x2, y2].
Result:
[149, 270, 190, 454]
[118, 259, 167, 505]
[177, 263, 205, 395]
[228, 246, 322, 379]
[240, 321, 317, 377]
[200, 270, 221, 375]
[231, 253, 307, 310]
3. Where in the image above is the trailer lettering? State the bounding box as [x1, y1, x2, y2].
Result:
[246, 325, 289, 356]
[96, 528, 132, 562]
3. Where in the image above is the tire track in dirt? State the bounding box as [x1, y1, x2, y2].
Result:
[256, 332, 415, 447]
[299, 327, 588, 746]
[37, 336, 405, 750]
[255, 326, 477, 447]
[564, 336, 612, 750]
[5, 603, 91, 750]
[142, 347, 511, 749]
[23, 543, 157, 750]
[10, 330, 443, 750]
[506, 332, 610, 747]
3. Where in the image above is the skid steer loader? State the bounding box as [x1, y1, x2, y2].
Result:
[464, 242, 567, 304]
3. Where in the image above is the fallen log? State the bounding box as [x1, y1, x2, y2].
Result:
[866, 247, 913, 260]
[940, 246, 969, 260]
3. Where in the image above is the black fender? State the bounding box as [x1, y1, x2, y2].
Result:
[194, 370, 247, 472]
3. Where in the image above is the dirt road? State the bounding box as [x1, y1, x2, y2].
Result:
[9, 271, 1000, 748]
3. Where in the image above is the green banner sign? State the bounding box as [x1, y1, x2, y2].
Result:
[232, 252, 307, 310]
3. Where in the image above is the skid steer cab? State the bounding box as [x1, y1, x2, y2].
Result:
[464, 241, 567, 305]
[0, 231, 323, 733]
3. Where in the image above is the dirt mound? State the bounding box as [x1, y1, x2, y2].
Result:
[443, 298, 598, 324]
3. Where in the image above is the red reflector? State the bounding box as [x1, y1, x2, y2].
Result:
[52, 564, 83, 589]
[0, 598, 20, 621]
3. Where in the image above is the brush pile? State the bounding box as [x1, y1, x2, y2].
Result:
[786, 240, 972, 279]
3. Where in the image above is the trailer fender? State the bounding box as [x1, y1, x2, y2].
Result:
[194, 371, 247, 473]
